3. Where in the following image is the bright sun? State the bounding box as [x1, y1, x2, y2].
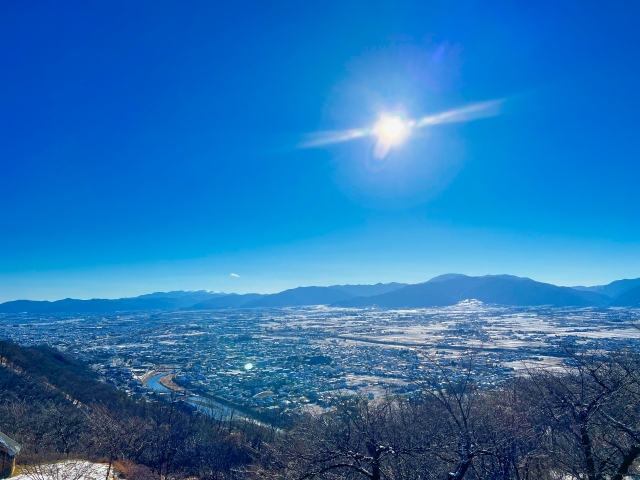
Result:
[372, 115, 411, 158]
[374, 115, 411, 147]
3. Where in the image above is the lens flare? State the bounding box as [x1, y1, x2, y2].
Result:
[299, 98, 504, 159]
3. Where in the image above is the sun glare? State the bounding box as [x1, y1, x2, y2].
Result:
[299, 100, 503, 151]
[371, 115, 412, 159]
[375, 115, 409, 144]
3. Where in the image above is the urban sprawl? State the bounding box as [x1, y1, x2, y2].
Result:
[1, 302, 639, 419]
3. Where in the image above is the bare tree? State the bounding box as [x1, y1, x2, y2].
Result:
[45, 403, 89, 457]
[411, 351, 538, 480]
[524, 350, 640, 480]
[265, 394, 436, 480]
[141, 396, 194, 480]
[89, 406, 150, 480]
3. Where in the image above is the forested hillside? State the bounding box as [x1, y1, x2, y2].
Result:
[0, 340, 272, 479]
[0, 340, 128, 408]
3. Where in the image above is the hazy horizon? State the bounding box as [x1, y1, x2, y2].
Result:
[0, 268, 636, 303]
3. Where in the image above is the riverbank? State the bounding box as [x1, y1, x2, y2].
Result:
[159, 373, 184, 391]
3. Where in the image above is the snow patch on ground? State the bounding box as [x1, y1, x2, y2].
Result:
[14, 461, 114, 480]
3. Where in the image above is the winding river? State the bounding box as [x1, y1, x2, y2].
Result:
[144, 372, 252, 422]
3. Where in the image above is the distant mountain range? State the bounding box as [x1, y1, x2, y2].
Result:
[1, 276, 639, 313]
[0, 290, 225, 313]
[572, 278, 640, 298]
[334, 274, 610, 308]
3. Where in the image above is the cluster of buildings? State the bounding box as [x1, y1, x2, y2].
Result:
[1, 304, 639, 415]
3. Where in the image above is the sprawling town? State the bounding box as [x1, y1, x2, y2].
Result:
[1, 303, 640, 418]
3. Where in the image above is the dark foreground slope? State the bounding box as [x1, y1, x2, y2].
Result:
[0, 340, 265, 477]
[0, 339, 128, 407]
[335, 274, 611, 308]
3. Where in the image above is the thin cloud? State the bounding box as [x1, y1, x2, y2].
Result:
[230, 273, 240, 278]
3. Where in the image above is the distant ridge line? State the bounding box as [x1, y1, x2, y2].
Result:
[1, 275, 639, 313]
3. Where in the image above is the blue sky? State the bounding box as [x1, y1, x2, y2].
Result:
[2, 1, 640, 301]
